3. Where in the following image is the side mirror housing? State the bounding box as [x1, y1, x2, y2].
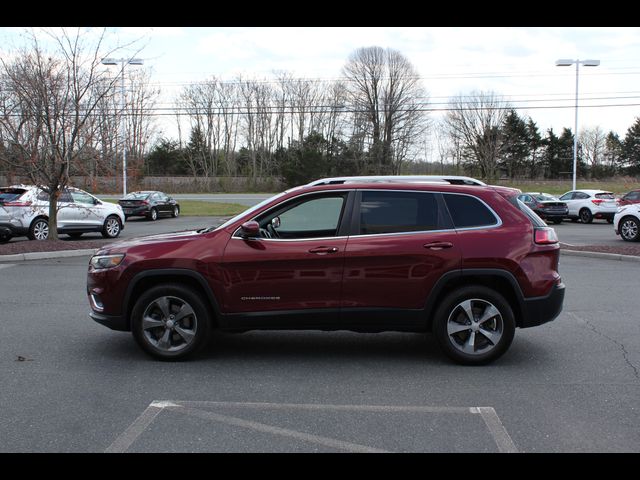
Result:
[240, 221, 260, 238]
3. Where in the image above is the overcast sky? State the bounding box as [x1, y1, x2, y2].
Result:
[2, 26, 640, 148]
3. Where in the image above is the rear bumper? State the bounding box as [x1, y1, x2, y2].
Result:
[520, 282, 565, 328]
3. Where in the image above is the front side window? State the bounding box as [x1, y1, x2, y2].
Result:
[559, 192, 574, 201]
[70, 190, 96, 205]
[359, 191, 439, 235]
[443, 194, 498, 229]
[255, 194, 347, 239]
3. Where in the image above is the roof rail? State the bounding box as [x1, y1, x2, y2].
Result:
[308, 175, 486, 187]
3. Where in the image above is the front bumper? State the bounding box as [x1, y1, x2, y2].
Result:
[520, 282, 565, 328]
[90, 310, 129, 331]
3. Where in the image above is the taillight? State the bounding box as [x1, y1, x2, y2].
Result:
[534, 227, 558, 245]
[3, 200, 32, 207]
[591, 199, 603, 205]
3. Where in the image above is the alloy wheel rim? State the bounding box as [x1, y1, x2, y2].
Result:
[446, 298, 504, 356]
[33, 221, 48, 240]
[142, 296, 198, 353]
[621, 219, 638, 239]
[106, 218, 119, 236]
[151, 209, 157, 220]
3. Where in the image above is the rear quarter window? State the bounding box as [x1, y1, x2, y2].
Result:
[443, 194, 499, 229]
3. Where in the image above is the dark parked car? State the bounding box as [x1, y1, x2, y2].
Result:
[517, 192, 568, 224]
[617, 189, 640, 207]
[118, 191, 180, 221]
[88, 177, 565, 365]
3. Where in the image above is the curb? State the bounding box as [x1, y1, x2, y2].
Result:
[560, 248, 640, 262]
[0, 248, 98, 262]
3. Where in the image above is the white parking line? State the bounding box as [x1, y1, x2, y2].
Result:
[105, 400, 518, 453]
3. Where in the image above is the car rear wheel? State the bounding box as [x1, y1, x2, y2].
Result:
[579, 208, 593, 224]
[433, 285, 515, 365]
[28, 218, 49, 241]
[620, 216, 640, 242]
[101, 215, 121, 238]
[131, 284, 212, 360]
[149, 208, 158, 221]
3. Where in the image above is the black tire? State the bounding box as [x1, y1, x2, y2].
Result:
[552, 218, 563, 225]
[101, 215, 122, 238]
[570, 218, 579, 223]
[131, 284, 212, 361]
[607, 218, 614, 224]
[0, 233, 11, 244]
[432, 285, 516, 365]
[579, 208, 593, 224]
[28, 217, 49, 241]
[619, 216, 640, 242]
[67, 232, 83, 239]
[171, 205, 180, 218]
[148, 208, 158, 221]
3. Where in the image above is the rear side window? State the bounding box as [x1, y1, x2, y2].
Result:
[0, 189, 26, 203]
[443, 194, 498, 229]
[359, 191, 439, 235]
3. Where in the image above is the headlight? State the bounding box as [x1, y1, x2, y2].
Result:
[90, 254, 125, 270]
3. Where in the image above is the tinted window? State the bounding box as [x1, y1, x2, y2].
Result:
[559, 192, 574, 201]
[359, 191, 439, 235]
[575, 192, 590, 199]
[627, 191, 640, 200]
[278, 196, 344, 232]
[124, 192, 150, 200]
[70, 190, 95, 205]
[444, 194, 498, 229]
[595, 192, 614, 199]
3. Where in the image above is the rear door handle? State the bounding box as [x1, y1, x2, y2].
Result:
[308, 246, 339, 255]
[423, 241, 453, 250]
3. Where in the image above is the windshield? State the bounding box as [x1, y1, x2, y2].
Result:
[212, 191, 289, 232]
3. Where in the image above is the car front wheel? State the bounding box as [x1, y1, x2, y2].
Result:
[101, 215, 122, 238]
[131, 284, 212, 360]
[149, 208, 158, 221]
[620, 216, 640, 242]
[579, 208, 593, 224]
[433, 285, 516, 365]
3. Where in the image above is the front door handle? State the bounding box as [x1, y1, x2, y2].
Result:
[308, 246, 339, 255]
[423, 241, 453, 250]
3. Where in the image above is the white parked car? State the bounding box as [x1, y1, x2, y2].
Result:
[0, 185, 125, 240]
[557, 189, 618, 224]
[614, 203, 640, 242]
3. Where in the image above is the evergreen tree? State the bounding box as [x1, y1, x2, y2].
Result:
[525, 118, 544, 179]
[622, 117, 640, 175]
[499, 110, 530, 179]
[603, 131, 624, 175]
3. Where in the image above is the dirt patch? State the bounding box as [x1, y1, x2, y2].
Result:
[0, 238, 111, 256]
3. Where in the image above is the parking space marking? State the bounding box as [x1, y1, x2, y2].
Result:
[105, 401, 181, 453]
[473, 407, 518, 453]
[105, 401, 518, 453]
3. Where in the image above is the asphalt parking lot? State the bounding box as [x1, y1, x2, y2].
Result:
[0, 253, 638, 452]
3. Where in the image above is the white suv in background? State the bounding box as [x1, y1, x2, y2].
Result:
[0, 185, 125, 240]
[614, 203, 640, 242]
[558, 189, 618, 224]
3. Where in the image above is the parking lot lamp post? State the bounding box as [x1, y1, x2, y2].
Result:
[101, 57, 144, 196]
[555, 58, 600, 191]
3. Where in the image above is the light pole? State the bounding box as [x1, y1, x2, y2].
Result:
[101, 57, 144, 196]
[555, 58, 600, 191]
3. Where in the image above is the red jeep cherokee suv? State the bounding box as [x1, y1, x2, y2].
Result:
[87, 177, 565, 365]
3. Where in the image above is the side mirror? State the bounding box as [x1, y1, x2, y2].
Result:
[240, 221, 260, 238]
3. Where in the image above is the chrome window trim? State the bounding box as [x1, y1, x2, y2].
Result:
[231, 188, 503, 242]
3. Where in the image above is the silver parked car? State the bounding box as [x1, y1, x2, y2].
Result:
[0, 185, 125, 240]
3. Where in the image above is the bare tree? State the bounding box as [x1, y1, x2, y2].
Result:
[342, 46, 428, 174]
[0, 28, 132, 239]
[579, 126, 607, 174]
[445, 90, 510, 181]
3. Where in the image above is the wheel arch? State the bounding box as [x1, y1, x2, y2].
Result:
[424, 269, 525, 330]
[124, 269, 221, 330]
